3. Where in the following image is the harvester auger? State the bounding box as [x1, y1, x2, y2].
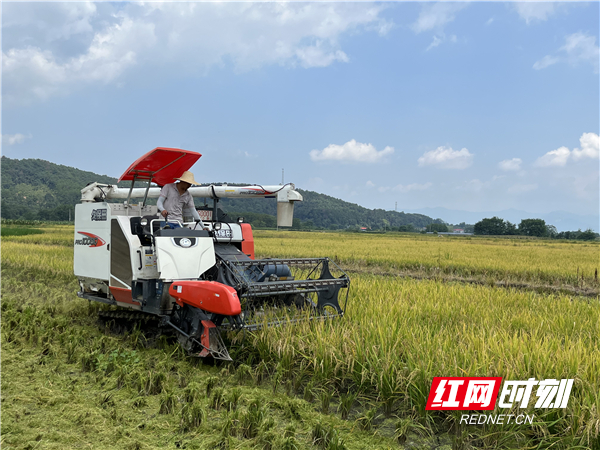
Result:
[74, 147, 349, 361]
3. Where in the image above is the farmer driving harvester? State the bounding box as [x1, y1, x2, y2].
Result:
[157, 170, 204, 229]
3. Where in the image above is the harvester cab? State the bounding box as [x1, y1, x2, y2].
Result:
[74, 147, 349, 361]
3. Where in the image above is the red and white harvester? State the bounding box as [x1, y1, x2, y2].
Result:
[74, 148, 349, 360]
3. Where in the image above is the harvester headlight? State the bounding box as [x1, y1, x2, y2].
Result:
[237, 217, 244, 223]
[214, 223, 222, 231]
[140, 218, 148, 226]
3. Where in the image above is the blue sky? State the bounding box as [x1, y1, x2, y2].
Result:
[2, 2, 599, 227]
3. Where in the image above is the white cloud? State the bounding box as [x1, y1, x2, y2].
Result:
[535, 133, 600, 167]
[498, 158, 522, 171]
[533, 55, 559, 70]
[411, 3, 467, 34]
[3, 3, 389, 104]
[366, 180, 376, 188]
[3, 3, 98, 46]
[241, 151, 258, 159]
[535, 146, 571, 167]
[2, 133, 31, 145]
[425, 32, 458, 51]
[374, 20, 394, 37]
[418, 146, 473, 169]
[3, 17, 156, 103]
[426, 35, 443, 51]
[534, 32, 599, 73]
[310, 139, 394, 163]
[393, 182, 432, 193]
[513, 3, 557, 24]
[572, 132, 600, 161]
[561, 33, 600, 73]
[295, 44, 348, 68]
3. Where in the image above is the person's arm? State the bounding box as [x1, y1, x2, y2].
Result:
[186, 197, 204, 228]
[157, 196, 166, 216]
[158, 187, 168, 218]
[191, 208, 202, 222]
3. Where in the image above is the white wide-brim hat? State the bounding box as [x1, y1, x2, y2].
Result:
[176, 170, 199, 185]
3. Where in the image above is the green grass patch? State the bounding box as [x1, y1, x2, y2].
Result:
[1, 226, 44, 237]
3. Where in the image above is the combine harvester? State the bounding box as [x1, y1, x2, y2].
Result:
[74, 148, 349, 360]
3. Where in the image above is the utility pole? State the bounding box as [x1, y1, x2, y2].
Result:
[395, 201, 397, 211]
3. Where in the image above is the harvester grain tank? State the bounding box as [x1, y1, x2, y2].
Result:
[74, 147, 349, 360]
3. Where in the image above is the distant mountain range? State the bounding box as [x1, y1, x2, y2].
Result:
[1, 156, 441, 230]
[4, 156, 596, 232]
[409, 207, 599, 233]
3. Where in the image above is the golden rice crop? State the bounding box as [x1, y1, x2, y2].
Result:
[255, 230, 600, 286]
[2, 225, 74, 247]
[255, 275, 600, 384]
[2, 241, 73, 281]
[249, 275, 600, 445]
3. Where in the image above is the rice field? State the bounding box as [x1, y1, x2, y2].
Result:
[247, 276, 600, 448]
[2, 225, 599, 449]
[254, 230, 600, 288]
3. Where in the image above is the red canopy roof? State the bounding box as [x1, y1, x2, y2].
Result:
[118, 147, 202, 187]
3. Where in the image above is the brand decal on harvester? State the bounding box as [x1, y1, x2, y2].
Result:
[91, 209, 107, 221]
[75, 232, 106, 247]
[425, 377, 574, 425]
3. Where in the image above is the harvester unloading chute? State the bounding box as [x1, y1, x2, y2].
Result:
[74, 147, 349, 361]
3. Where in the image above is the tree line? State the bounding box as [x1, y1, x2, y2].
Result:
[473, 216, 598, 240]
[1, 156, 441, 230]
[5, 157, 596, 238]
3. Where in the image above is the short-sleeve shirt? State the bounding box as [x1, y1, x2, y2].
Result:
[158, 183, 195, 222]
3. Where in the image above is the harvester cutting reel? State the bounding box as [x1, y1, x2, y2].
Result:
[165, 256, 350, 361]
[214, 256, 350, 331]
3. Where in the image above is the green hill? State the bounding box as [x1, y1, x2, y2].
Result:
[1, 156, 439, 229]
[2, 157, 120, 221]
